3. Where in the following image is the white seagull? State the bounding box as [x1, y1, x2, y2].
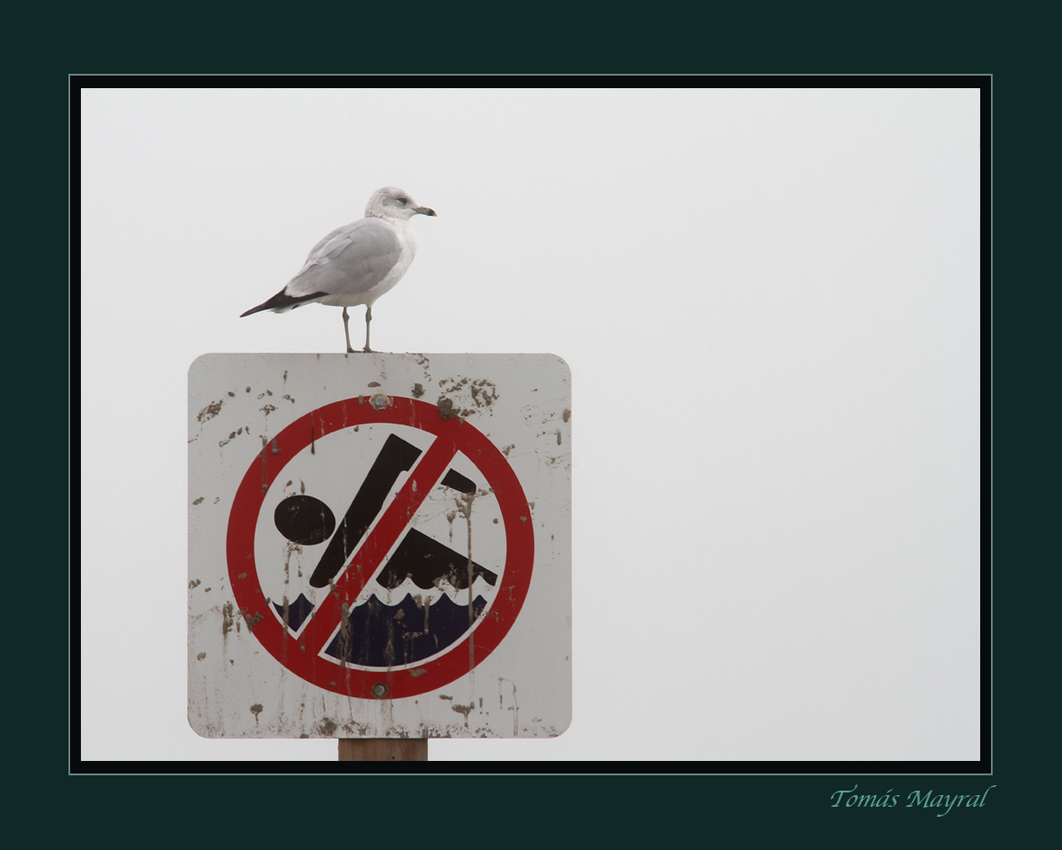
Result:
[241, 187, 437, 353]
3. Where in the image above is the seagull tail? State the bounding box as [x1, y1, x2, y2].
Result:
[240, 289, 328, 317]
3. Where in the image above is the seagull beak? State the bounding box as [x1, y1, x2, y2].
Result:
[416, 205, 437, 217]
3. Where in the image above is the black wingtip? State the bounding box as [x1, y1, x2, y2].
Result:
[240, 290, 329, 317]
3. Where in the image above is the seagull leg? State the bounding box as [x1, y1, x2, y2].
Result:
[342, 307, 354, 354]
[363, 306, 373, 353]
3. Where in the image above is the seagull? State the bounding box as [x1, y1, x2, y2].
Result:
[241, 187, 437, 353]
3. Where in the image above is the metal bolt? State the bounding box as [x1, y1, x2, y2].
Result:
[370, 393, 390, 410]
[371, 682, 389, 698]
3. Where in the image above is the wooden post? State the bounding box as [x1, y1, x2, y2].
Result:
[338, 738, 428, 761]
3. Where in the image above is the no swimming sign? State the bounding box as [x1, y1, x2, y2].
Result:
[188, 353, 571, 740]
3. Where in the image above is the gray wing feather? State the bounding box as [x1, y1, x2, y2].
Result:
[283, 219, 403, 299]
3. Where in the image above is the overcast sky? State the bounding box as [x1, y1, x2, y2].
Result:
[80, 85, 981, 762]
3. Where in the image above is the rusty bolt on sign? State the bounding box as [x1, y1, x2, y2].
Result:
[370, 393, 390, 410]
[371, 682, 389, 698]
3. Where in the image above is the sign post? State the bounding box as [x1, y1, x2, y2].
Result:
[188, 353, 571, 756]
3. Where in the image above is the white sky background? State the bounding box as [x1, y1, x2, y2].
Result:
[80, 86, 981, 762]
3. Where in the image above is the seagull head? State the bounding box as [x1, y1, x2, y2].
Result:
[365, 186, 437, 222]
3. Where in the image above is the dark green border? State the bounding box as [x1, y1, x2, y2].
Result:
[54, 11, 1029, 839]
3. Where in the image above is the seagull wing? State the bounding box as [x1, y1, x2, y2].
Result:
[284, 218, 404, 301]
[240, 218, 405, 316]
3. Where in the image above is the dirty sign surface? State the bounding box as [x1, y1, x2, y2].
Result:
[188, 353, 571, 739]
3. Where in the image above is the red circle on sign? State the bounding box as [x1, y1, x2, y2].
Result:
[225, 396, 534, 699]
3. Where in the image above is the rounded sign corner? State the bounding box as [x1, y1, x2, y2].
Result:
[187, 709, 214, 739]
[543, 352, 572, 378]
[188, 352, 218, 381]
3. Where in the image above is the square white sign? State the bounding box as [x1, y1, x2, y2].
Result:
[188, 353, 571, 739]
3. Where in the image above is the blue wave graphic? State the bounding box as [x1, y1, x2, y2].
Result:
[320, 592, 487, 668]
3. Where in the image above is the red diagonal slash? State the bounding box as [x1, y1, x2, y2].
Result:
[296, 431, 459, 656]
